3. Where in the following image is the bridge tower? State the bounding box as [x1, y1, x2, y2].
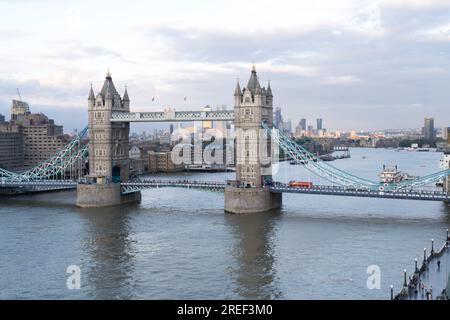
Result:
[77, 72, 140, 207]
[224, 66, 282, 214]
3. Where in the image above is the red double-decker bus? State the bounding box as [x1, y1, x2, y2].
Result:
[288, 181, 313, 188]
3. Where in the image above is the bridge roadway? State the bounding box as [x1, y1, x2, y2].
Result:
[269, 183, 450, 202]
[0, 179, 78, 193]
[1, 179, 449, 201]
[121, 179, 227, 194]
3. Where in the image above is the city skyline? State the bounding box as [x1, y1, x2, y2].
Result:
[1, 0, 450, 132]
[1, 1, 450, 302]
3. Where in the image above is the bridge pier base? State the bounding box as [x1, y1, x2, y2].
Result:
[76, 183, 141, 208]
[224, 186, 282, 214]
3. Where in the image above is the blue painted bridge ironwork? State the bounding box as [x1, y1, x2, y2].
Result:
[1, 121, 450, 202]
[2, 179, 450, 202]
[268, 183, 450, 202]
[121, 179, 227, 194]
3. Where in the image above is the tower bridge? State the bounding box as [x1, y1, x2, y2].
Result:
[1, 67, 450, 212]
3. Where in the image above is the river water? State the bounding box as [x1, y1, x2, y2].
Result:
[0, 148, 449, 299]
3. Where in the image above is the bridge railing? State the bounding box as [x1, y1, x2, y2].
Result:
[121, 179, 226, 194]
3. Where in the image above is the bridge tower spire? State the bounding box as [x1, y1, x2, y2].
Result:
[224, 66, 282, 213]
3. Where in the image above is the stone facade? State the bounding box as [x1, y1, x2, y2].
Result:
[76, 182, 141, 207]
[233, 66, 274, 188]
[77, 72, 140, 208]
[225, 66, 282, 214]
[224, 187, 282, 214]
[88, 72, 130, 182]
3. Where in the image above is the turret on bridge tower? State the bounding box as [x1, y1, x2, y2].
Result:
[224, 66, 282, 213]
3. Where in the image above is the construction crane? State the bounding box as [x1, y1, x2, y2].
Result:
[16, 88, 22, 101]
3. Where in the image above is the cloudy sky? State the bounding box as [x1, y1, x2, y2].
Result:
[0, 0, 450, 132]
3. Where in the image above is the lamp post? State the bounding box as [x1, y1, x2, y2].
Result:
[390, 285, 394, 300]
[431, 239, 434, 255]
[403, 269, 407, 287]
[415, 258, 418, 273]
[423, 248, 427, 263]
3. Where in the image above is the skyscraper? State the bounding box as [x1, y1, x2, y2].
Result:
[317, 118, 323, 131]
[424, 118, 435, 140]
[299, 118, 306, 131]
[10, 99, 30, 121]
[273, 107, 282, 128]
[284, 118, 292, 134]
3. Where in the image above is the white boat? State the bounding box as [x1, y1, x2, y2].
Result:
[378, 165, 403, 183]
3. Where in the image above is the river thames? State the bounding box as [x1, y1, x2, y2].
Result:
[0, 148, 449, 299]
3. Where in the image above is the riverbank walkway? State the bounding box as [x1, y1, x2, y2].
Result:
[396, 231, 450, 300]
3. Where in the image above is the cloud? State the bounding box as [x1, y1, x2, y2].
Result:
[1, 0, 450, 131]
[422, 23, 450, 41]
[379, 0, 450, 9]
[324, 75, 361, 85]
[41, 44, 124, 61]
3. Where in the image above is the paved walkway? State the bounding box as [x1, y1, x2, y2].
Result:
[398, 239, 450, 300]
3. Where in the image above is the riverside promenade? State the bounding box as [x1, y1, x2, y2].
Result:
[395, 229, 450, 300]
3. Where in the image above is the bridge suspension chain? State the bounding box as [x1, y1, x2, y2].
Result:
[0, 126, 89, 182]
[386, 168, 450, 191]
[263, 122, 380, 189]
[263, 122, 450, 191]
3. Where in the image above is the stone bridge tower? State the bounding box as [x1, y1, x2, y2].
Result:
[77, 72, 140, 207]
[88, 71, 130, 182]
[224, 66, 282, 214]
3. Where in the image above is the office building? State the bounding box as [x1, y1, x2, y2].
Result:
[443, 127, 450, 144]
[273, 107, 282, 128]
[0, 121, 23, 170]
[424, 118, 435, 140]
[299, 118, 306, 131]
[148, 151, 184, 173]
[317, 118, 323, 130]
[10, 99, 30, 120]
[10, 100, 69, 168]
